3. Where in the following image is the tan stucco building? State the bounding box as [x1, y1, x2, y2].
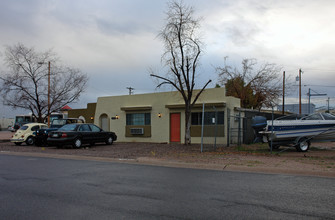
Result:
[88, 87, 241, 145]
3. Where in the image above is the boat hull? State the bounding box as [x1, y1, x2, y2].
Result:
[262, 121, 335, 144]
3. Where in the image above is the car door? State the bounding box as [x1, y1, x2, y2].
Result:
[31, 125, 40, 135]
[89, 124, 105, 143]
[78, 124, 92, 144]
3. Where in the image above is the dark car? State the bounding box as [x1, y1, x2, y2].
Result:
[35, 118, 84, 146]
[47, 123, 117, 148]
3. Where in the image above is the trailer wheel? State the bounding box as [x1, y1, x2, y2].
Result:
[296, 137, 310, 152]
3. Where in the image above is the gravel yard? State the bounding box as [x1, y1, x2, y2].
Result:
[1, 139, 334, 177]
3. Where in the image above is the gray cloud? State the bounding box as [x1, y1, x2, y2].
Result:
[0, 0, 335, 117]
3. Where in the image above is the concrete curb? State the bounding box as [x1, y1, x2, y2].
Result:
[0, 140, 10, 142]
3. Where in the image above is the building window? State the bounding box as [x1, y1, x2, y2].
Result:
[126, 113, 151, 125]
[191, 111, 224, 125]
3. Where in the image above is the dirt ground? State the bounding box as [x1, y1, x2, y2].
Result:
[1, 139, 334, 178]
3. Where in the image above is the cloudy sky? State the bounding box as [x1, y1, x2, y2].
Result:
[0, 0, 334, 117]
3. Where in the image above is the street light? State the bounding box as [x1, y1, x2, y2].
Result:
[38, 61, 51, 127]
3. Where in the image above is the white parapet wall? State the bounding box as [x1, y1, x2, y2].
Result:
[0, 118, 14, 131]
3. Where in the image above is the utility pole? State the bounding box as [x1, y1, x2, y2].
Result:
[307, 88, 327, 114]
[48, 61, 51, 127]
[299, 68, 302, 114]
[282, 71, 285, 114]
[126, 87, 134, 95]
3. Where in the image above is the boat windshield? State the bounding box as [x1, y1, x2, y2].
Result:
[275, 114, 305, 120]
[301, 113, 323, 120]
[321, 113, 335, 120]
[276, 113, 335, 121]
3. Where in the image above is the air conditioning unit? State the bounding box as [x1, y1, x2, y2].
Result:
[130, 128, 144, 135]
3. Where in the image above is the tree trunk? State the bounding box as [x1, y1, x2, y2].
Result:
[37, 113, 44, 123]
[184, 109, 192, 145]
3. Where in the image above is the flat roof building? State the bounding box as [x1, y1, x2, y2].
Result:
[69, 87, 242, 145]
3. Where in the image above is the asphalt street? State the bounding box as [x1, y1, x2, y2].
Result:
[0, 154, 334, 219]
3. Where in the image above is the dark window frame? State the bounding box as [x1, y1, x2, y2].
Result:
[126, 113, 151, 125]
[191, 111, 224, 125]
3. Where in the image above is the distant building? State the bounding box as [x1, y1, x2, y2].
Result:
[277, 103, 315, 114]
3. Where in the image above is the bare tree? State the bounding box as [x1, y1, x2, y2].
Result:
[0, 43, 88, 122]
[150, 1, 211, 145]
[217, 58, 282, 109]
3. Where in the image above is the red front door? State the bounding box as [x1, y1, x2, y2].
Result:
[170, 113, 181, 142]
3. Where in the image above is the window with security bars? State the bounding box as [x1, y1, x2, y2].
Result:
[126, 113, 151, 125]
[191, 111, 224, 125]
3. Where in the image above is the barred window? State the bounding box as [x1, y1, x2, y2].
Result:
[126, 113, 151, 125]
[191, 111, 224, 125]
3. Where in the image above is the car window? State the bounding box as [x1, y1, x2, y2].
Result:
[58, 124, 77, 131]
[79, 124, 91, 131]
[31, 126, 40, 131]
[19, 125, 28, 131]
[89, 124, 101, 132]
[41, 125, 48, 129]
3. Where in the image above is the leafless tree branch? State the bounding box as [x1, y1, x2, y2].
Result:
[0, 43, 88, 122]
[150, 0, 211, 145]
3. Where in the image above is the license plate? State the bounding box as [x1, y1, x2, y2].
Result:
[52, 133, 59, 137]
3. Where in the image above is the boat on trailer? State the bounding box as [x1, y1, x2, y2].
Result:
[254, 113, 335, 152]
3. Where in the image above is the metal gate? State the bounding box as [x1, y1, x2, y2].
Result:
[227, 109, 244, 146]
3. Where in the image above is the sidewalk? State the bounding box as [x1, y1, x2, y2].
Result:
[0, 131, 13, 142]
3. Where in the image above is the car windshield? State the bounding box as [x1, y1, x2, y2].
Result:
[19, 125, 28, 130]
[58, 124, 78, 131]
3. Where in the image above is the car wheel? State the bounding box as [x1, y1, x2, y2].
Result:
[14, 142, 22, 146]
[73, 138, 82, 148]
[106, 136, 114, 145]
[26, 136, 35, 145]
[296, 137, 310, 152]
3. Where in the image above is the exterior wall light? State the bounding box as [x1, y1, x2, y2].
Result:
[111, 115, 120, 120]
[90, 116, 94, 120]
[158, 113, 162, 118]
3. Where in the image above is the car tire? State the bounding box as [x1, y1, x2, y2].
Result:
[296, 137, 310, 152]
[73, 138, 82, 148]
[105, 136, 114, 145]
[26, 136, 35, 145]
[14, 142, 22, 146]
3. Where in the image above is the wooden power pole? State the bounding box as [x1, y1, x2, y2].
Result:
[299, 68, 302, 114]
[282, 71, 285, 115]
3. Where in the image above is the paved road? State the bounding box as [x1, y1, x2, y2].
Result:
[0, 154, 334, 219]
